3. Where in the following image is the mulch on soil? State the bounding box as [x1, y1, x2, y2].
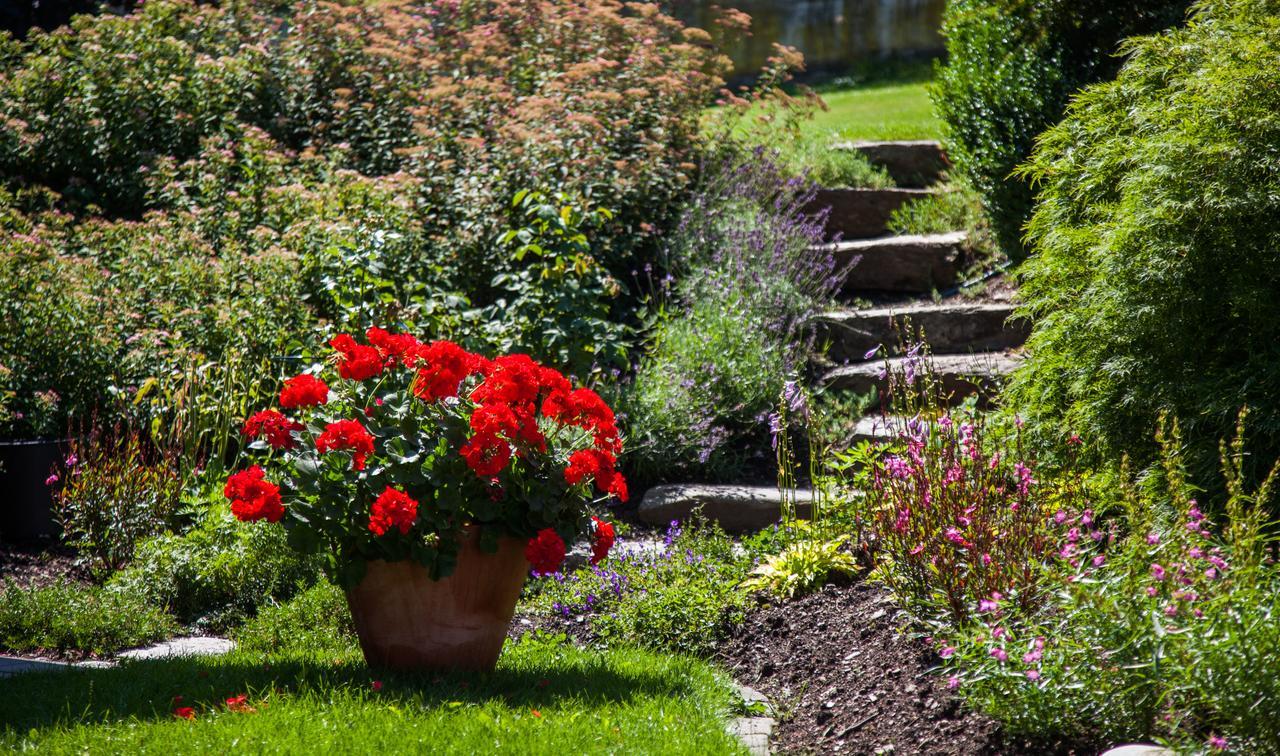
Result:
[0, 543, 87, 590]
[717, 581, 1089, 756]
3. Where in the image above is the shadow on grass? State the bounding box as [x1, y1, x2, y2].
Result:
[0, 636, 706, 734]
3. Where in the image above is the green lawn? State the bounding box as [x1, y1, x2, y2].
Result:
[808, 80, 941, 143]
[1, 635, 745, 754]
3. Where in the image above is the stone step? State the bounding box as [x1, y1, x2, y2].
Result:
[806, 188, 935, 240]
[823, 352, 1021, 406]
[834, 140, 949, 188]
[637, 484, 814, 532]
[820, 232, 965, 293]
[815, 302, 1028, 363]
[851, 415, 907, 444]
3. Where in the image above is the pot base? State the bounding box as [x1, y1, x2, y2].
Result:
[345, 534, 529, 672]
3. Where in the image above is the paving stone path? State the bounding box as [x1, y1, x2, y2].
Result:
[0, 636, 235, 678]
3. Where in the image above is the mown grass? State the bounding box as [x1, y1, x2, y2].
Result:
[0, 634, 744, 754]
[807, 79, 941, 143]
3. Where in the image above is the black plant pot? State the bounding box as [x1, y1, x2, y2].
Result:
[0, 438, 66, 543]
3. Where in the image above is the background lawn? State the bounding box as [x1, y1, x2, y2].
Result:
[0, 635, 745, 754]
[807, 79, 941, 143]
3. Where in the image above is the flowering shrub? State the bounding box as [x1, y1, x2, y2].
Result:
[935, 413, 1280, 752]
[847, 351, 1070, 623]
[226, 328, 623, 586]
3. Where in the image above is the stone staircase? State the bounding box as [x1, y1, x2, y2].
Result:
[638, 140, 1026, 525]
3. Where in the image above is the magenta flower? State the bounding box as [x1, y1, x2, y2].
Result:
[1146, 533, 1160, 545]
[947, 676, 960, 690]
[44, 473, 58, 486]
[1025, 669, 1040, 681]
[1151, 563, 1167, 581]
[1092, 554, 1106, 567]
[989, 647, 1008, 662]
[939, 646, 955, 658]
[1208, 735, 1227, 751]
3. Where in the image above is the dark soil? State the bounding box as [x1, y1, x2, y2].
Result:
[0, 543, 88, 589]
[716, 582, 1091, 756]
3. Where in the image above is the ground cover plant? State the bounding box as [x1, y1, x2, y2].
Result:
[933, 0, 1191, 259]
[0, 580, 177, 657]
[0, 634, 744, 754]
[1007, 0, 1280, 491]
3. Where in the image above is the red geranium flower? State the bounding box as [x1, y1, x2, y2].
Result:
[563, 448, 629, 503]
[411, 340, 481, 401]
[460, 432, 512, 478]
[330, 334, 384, 381]
[369, 486, 419, 536]
[366, 327, 419, 366]
[241, 409, 302, 450]
[173, 706, 196, 720]
[224, 466, 285, 523]
[225, 694, 254, 713]
[590, 517, 615, 565]
[279, 374, 329, 409]
[525, 528, 566, 574]
[316, 419, 375, 471]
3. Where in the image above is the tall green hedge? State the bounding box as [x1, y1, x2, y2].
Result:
[932, 0, 1191, 261]
[1007, 0, 1280, 488]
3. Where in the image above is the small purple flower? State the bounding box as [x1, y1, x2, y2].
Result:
[1146, 533, 1160, 545]
[44, 473, 58, 486]
[947, 676, 960, 690]
[1024, 669, 1040, 681]
[1151, 563, 1167, 581]
[863, 345, 881, 360]
[989, 647, 1008, 663]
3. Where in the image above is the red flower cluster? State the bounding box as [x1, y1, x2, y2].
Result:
[241, 409, 302, 450]
[590, 516, 615, 565]
[316, 419, 375, 471]
[565, 448, 627, 502]
[525, 528, 566, 574]
[411, 339, 483, 401]
[279, 374, 329, 409]
[331, 334, 384, 381]
[224, 466, 284, 523]
[369, 486, 419, 536]
[367, 326, 419, 366]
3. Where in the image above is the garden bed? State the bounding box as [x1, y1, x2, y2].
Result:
[717, 582, 1091, 755]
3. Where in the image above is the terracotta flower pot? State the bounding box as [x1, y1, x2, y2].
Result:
[345, 530, 530, 672]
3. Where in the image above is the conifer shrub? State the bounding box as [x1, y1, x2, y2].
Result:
[1007, 0, 1280, 492]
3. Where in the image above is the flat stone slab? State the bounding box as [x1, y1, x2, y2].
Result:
[118, 637, 235, 660]
[824, 352, 1021, 407]
[816, 302, 1028, 362]
[835, 140, 949, 187]
[727, 716, 774, 756]
[806, 188, 935, 240]
[852, 415, 907, 444]
[820, 232, 965, 293]
[637, 485, 813, 532]
[0, 655, 115, 677]
[1099, 747, 1177, 756]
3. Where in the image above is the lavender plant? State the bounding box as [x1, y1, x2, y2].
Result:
[623, 150, 846, 485]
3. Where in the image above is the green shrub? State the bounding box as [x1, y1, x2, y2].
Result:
[1007, 0, 1280, 489]
[235, 581, 355, 657]
[108, 499, 323, 630]
[0, 581, 177, 655]
[51, 425, 182, 574]
[932, 0, 1190, 260]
